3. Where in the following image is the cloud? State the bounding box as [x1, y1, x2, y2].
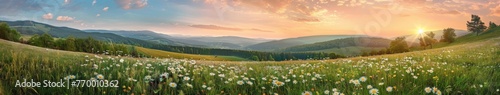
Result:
[96, 14, 100, 17]
[103, 7, 109, 11]
[190, 24, 243, 31]
[56, 16, 75, 21]
[203, 0, 338, 22]
[114, 0, 148, 10]
[424, 7, 462, 15]
[250, 28, 274, 32]
[92, 0, 97, 6]
[491, 5, 500, 17]
[64, 0, 70, 4]
[42, 13, 53, 20]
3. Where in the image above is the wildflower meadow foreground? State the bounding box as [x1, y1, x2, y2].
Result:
[1, 38, 499, 95]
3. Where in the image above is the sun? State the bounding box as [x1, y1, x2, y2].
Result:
[418, 29, 425, 34]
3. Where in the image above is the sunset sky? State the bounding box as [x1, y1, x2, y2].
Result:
[1, 0, 500, 39]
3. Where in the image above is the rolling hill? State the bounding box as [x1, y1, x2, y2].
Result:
[84, 30, 270, 49]
[84, 30, 182, 46]
[166, 36, 270, 49]
[1, 20, 167, 47]
[245, 35, 365, 51]
[280, 37, 392, 56]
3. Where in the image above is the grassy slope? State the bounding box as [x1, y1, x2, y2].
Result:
[307, 46, 386, 56]
[135, 47, 246, 61]
[430, 27, 500, 49]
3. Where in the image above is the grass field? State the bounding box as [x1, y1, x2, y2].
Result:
[0, 29, 500, 94]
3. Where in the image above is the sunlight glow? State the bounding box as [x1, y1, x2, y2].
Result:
[418, 29, 425, 34]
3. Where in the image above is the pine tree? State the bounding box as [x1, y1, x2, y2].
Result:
[466, 14, 487, 35]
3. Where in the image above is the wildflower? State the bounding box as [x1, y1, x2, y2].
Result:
[92, 64, 98, 69]
[332, 88, 338, 92]
[246, 81, 253, 85]
[119, 58, 124, 63]
[424, 87, 432, 93]
[183, 77, 190, 81]
[332, 92, 340, 95]
[207, 87, 212, 90]
[386, 86, 393, 92]
[189, 60, 196, 64]
[432, 87, 438, 93]
[302, 91, 312, 95]
[144, 75, 152, 82]
[237, 81, 244, 85]
[273, 80, 285, 87]
[352, 80, 361, 86]
[202, 85, 207, 88]
[262, 87, 266, 89]
[69, 75, 76, 79]
[209, 73, 215, 76]
[369, 88, 379, 95]
[324, 90, 330, 94]
[169, 82, 177, 88]
[96, 74, 104, 80]
[378, 82, 384, 86]
[435, 90, 442, 95]
[367, 85, 373, 89]
[293, 80, 298, 84]
[359, 76, 367, 82]
[186, 83, 193, 88]
[160, 73, 169, 78]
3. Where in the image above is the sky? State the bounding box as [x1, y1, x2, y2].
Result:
[1, 0, 499, 39]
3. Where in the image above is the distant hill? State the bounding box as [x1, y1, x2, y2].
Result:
[167, 36, 271, 49]
[1, 20, 166, 47]
[84, 30, 270, 49]
[84, 30, 182, 46]
[245, 35, 365, 51]
[280, 37, 392, 56]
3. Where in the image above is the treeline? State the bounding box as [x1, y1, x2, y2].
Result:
[26, 33, 141, 56]
[0, 23, 21, 42]
[361, 37, 410, 56]
[148, 44, 345, 61]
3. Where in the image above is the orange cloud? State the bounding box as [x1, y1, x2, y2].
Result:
[490, 5, 500, 17]
[56, 16, 75, 21]
[42, 13, 53, 20]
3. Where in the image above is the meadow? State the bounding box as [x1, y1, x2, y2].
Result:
[0, 34, 499, 95]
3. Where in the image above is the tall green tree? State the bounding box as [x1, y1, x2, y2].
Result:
[466, 14, 487, 35]
[0, 22, 21, 42]
[389, 37, 409, 53]
[489, 21, 497, 29]
[268, 55, 275, 61]
[65, 36, 77, 51]
[418, 32, 437, 49]
[39, 33, 54, 47]
[440, 28, 456, 43]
